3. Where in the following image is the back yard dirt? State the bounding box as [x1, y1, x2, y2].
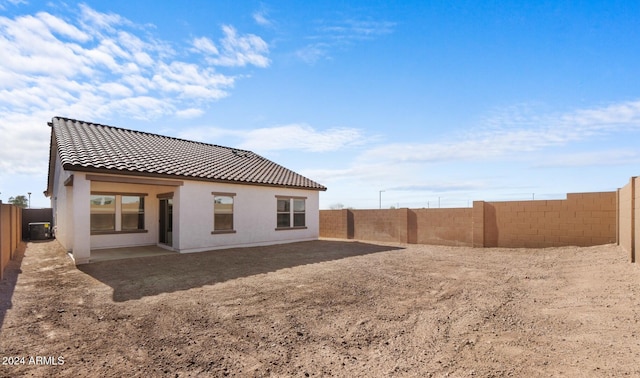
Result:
[1, 239, 639, 377]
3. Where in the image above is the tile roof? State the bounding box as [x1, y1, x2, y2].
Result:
[48, 117, 326, 191]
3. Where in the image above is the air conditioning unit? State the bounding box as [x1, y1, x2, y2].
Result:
[28, 222, 52, 240]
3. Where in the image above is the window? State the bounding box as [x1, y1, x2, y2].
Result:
[293, 199, 305, 227]
[277, 199, 291, 228]
[90, 193, 147, 234]
[212, 193, 235, 233]
[276, 197, 306, 229]
[90, 195, 115, 232]
[122, 196, 145, 231]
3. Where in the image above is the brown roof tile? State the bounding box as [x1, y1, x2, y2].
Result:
[48, 117, 326, 191]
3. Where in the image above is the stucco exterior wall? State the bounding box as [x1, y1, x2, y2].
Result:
[89, 177, 320, 253]
[49, 150, 74, 252]
[52, 168, 320, 263]
[174, 180, 319, 253]
[89, 179, 179, 250]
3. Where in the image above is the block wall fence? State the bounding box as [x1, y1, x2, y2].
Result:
[0, 204, 23, 279]
[320, 191, 619, 251]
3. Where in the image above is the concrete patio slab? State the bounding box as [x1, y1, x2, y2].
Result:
[90, 245, 177, 262]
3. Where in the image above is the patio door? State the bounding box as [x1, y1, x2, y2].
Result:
[159, 198, 173, 246]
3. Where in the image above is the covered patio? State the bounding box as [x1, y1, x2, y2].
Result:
[89, 245, 177, 263]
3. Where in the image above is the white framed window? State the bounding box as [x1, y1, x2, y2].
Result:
[90, 193, 147, 234]
[212, 192, 236, 234]
[293, 199, 305, 227]
[276, 196, 306, 230]
[122, 195, 145, 231]
[90, 194, 116, 232]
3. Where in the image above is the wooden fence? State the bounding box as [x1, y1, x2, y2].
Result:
[0, 204, 23, 279]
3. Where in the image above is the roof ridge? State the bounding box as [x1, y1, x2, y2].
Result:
[51, 116, 255, 154]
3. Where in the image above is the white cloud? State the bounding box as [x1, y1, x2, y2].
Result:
[252, 10, 273, 27]
[294, 43, 330, 65]
[203, 25, 270, 68]
[0, 4, 270, 175]
[106, 96, 171, 120]
[175, 108, 205, 119]
[37, 11, 91, 42]
[295, 18, 394, 64]
[359, 100, 640, 165]
[237, 124, 365, 152]
[192, 26, 270, 68]
[4, 0, 27, 5]
[151, 62, 234, 99]
[303, 99, 640, 202]
[387, 181, 486, 192]
[561, 100, 640, 131]
[319, 19, 395, 40]
[191, 36, 219, 55]
[0, 111, 52, 175]
[78, 3, 127, 33]
[533, 149, 640, 168]
[98, 82, 133, 97]
[178, 123, 368, 153]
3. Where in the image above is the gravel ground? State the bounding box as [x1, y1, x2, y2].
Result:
[0, 239, 639, 377]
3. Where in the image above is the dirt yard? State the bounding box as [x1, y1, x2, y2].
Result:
[0, 239, 639, 377]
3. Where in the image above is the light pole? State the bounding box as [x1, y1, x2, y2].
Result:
[28, 192, 31, 208]
[379, 190, 385, 209]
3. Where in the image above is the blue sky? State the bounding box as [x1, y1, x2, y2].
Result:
[1, 0, 639, 209]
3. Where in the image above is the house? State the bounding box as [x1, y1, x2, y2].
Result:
[45, 117, 326, 264]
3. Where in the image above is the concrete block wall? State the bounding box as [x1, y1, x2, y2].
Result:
[635, 180, 640, 263]
[320, 190, 618, 249]
[319, 208, 478, 246]
[481, 192, 616, 248]
[319, 209, 351, 239]
[567, 192, 617, 246]
[618, 177, 637, 262]
[414, 208, 473, 246]
[351, 209, 411, 243]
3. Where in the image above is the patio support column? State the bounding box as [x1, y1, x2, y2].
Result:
[172, 185, 181, 252]
[71, 173, 91, 264]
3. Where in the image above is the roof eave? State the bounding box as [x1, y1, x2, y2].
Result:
[62, 165, 327, 191]
[44, 124, 58, 198]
